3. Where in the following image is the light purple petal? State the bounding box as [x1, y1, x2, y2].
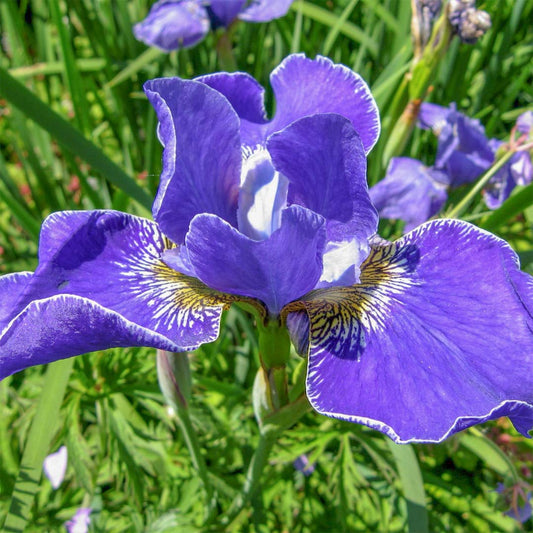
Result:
[369, 157, 449, 232]
[144, 78, 241, 243]
[181, 206, 326, 314]
[285, 219, 533, 443]
[65, 507, 92, 533]
[239, 0, 294, 22]
[133, 1, 210, 51]
[267, 55, 380, 154]
[268, 113, 377, 285]
[516, 110, 533, 135]
[43, 446, 68, 489]
[417, 102, 451, 132]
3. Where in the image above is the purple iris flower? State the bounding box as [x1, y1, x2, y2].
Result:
[418, 102, 494, 186]
[483, 139, 533, 209]
[1, 55, 533, 444]
[369, 157, 449, 232]
[134, 0, 294, 51]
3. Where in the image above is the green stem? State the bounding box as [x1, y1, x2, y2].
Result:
[446, 149, 516, 219]
[215, 29, 237, 71]
[223, 394, 312, 527]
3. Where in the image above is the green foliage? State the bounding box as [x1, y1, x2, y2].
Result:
[1, 0, 532, 531]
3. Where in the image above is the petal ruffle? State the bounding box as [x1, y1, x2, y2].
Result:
[3, 211, 240, 354]
[283, 219, 533, 443]
[144, 78, 241, 242]
[0, 293, 183, 381]
[133, 1, 210, 51]
[267, 55, 380, 154]
[182, 206, 326, 314]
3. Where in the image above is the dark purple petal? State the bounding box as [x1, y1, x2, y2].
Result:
[267, 55, 380, 154]
[195, 72, 267, 123]
[133, 1, 210, 51]
[144, 78, 241, 243]
[183, 206, 326, 314]
[239, 0, 294, 22]
[3, 211, 238, 355]
[285, 219, 533, 443]
[268, 113, 377, 286]
[369, 157, 449, 231]
[208, 0, 246, 26]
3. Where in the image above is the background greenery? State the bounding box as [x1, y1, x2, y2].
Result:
[0, 0, 532, 531]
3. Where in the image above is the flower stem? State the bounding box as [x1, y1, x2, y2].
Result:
[215, 28, 237, 71]
[446, 149, 515, 219]
[222, 394, 312, 527]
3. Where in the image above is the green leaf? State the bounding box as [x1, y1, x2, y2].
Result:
[2, 359, 73, 533]
[0, 66, 152, 211]
[387, 442, 429, 533]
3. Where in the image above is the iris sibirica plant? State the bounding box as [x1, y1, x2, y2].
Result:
[134, 0, 294, 51]
[1, 55, 533, 447]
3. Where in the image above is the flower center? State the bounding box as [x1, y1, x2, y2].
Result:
[237, 147, 288, 241]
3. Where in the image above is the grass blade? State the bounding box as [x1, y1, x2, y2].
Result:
[0, 66, 152, 211]
[2, 359, 73, 532]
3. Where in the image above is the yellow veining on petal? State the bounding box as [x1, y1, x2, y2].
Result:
[281, 241, 421, 358]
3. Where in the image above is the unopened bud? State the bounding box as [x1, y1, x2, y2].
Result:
[448, 0, 491, 44]
[156, 350, 192, 411]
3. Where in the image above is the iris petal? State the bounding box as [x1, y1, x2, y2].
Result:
[268, 113, 377, 286]
[133, 1, 210, 51]
[184, 206, 326, 315]
[144, 78, 241, 242]
[238, 0, 294, 22]
[284, 219, 533, 443]
[268, 55, 380, 154]
[0, 211, 243, 379]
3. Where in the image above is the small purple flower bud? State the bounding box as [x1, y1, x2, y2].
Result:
[293, 454, 315, 476]
[448, 0, 491, 44]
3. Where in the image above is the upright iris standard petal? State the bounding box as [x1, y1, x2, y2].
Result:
[0, 210, 246, 379]
[267, 113, 377, 286]
[144, 78, 241, 243]
[284, 219, 533, 443]
[369, 157, 449, 232]
[195, 55, 380, 154]
[133, 1, 210, 51]
[267, 55, 380, 154]
[181, 206, 326, 315]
